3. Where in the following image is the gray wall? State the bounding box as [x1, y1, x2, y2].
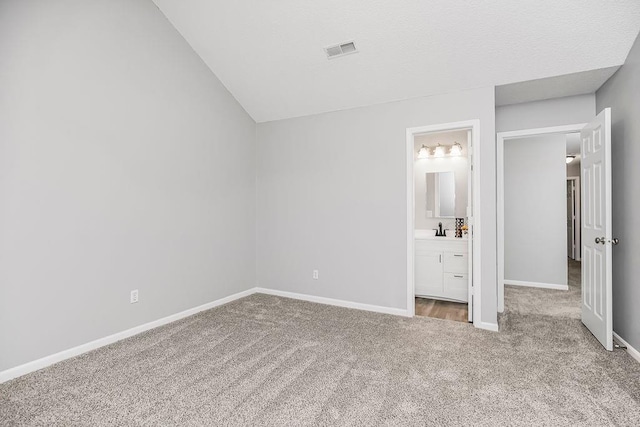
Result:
[566, 160, 581, 178]
[0, 0, 256, 371]
[256, 87, 497, 326]
[504, 135, 567, 286]
[596, 32, 640, 351]
[496, 94, 595, 133]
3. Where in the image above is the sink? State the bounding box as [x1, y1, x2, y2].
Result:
[414, 229, 467, 240]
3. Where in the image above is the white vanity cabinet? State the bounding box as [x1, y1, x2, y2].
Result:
[415, 237, 468, 302]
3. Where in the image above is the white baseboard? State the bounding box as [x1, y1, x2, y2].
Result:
[6, 285, 500, 384]
[476, 321, 499, 332]
[613, 332, 640, 364]
[0, 287, 408, 383]
[254, 287, 409, 317]
[504, 280, 568, 291]
[0, 288, 256, 384]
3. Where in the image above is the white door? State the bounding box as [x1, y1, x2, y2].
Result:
[581, 108, 613, 351]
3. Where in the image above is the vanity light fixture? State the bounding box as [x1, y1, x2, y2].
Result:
[434, 143, 445, 158]
[417, 144, 429, 159]
[450, 142, 462, 157]
[566, 155, 576, 164]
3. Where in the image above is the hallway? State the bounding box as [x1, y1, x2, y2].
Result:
[504, 258, 581, 319]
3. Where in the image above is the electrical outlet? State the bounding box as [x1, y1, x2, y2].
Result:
[130, 289, 139, 304]
[312, 270, 319, 280]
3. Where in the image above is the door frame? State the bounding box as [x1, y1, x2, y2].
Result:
[496, 124, 586, 312]
[567, 176, 581, 261]
[406, 119, 481, 326]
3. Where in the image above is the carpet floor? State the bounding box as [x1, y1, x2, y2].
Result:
[503, 258, 582, 319]
[2, 262, 640, 426]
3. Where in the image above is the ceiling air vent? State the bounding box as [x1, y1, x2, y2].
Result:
[324, 41, 358, 59]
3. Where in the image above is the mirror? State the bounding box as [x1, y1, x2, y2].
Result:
[426, 171, 456, 218]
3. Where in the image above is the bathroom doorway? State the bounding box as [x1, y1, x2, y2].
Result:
[406, 120, 481, 327]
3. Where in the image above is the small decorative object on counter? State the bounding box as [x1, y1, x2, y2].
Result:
[461, 224, 469, 236]
[455, 218, 465, 238]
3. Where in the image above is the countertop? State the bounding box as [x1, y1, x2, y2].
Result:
[414, 229, 468, 241]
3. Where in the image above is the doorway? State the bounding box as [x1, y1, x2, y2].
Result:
[498, 128, 583, 320]
[496, 109, 615, 351]
[406, 120, 481, 327]
[497, 124, 586, 313]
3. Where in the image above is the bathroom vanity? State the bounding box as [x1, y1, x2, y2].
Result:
[415, 231, 468, 302]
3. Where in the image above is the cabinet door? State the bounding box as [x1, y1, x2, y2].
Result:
[415, 250, 443, 297]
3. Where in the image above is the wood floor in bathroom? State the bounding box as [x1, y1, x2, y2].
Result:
[415, 297, 469, 323]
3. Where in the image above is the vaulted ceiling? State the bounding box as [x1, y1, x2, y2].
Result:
[153, 0, 640, 122]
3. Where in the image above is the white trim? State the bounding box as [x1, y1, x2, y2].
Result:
[497, 123, 586, 313]
[5, 276, 515, 384]
[467, 129, 474, 323]
[477, 321, 499, 332]
[254, 287, 409, 317]
[406, 126, 415, 317]
[504, 280, 569, 291]
[497, 124, 587, 141]
[613, 332, 640, 364]
[406, 119, 482, 328]
[0, 288, 256, 384]
[472, 123, 482, 327]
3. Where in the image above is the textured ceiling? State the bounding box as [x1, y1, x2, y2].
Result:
[153, 0, 640, 122]
[495, 67, 620, 107]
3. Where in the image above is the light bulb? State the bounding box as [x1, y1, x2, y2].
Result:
[434, 144, 445, 158]
[450, 142, 462, 157]
[417, 145, 429, 159]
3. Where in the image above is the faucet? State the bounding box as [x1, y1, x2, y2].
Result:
[434, 222, 446, 237]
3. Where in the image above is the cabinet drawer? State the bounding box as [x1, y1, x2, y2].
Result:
[444, 253, 468, 273]
[444, 273, 468, 302]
